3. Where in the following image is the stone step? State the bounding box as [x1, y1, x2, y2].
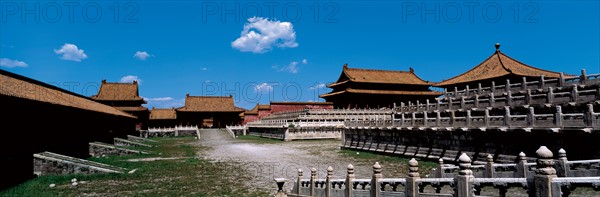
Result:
[89, 142, 149, 157]
[114, 137, 152, 147]
[127, 135, 158, 143]
[34, 151, 126, 176]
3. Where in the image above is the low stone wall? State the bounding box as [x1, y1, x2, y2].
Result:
[34, 152, 125, 176]
[114, 138, 152, 147]
[89, 142, 148, 157]
[286, 127, 342, 141]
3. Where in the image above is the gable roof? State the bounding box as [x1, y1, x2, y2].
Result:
[320, 88, 442, 98]
[91, 80, 145, 101]
[0, 69, 135, 118]
[177, 95, 244, 112]
[270, 101, 334, 105]
[330, 64, 433, 86]
[436, 44, 564, 87]
[149, 108, 177, 120]
[257, 104, 271, 110]
[244, 105, 260, 115]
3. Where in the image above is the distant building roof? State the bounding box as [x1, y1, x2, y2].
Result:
[91, 80, 145, 102]
[330, 64, 433, 87]
[244, 105, 260, 115]
[178, 95, 244, 112]
[257, 104, 271, 110]
[0, 70, 135, 118]
[436, 44, 564, 87]
[320, 88, 442, 98]
[270, 101, 334, 105]
[149, 108, 177, 120]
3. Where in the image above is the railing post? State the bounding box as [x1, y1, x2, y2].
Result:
[477, 83, 483, 95]
[506, 79, 511, 92]
[580, 69, 587, 84]
[555, 148, 568, 177]
[490, 93, 496, 108]
[555, 106, 563, 127]
[274, 178, 288, 197]
[454, 153, 475, 197]
[370, 162, 382, 197]
[450, 111, 456, 126]
[406, 158, 420, 197]
[506, 91, 513, 106]
[526, 89, 532, 104]
[460, 96, 466, 109]
[444, 88, 448, 98]
[585, 104, 595, 127]
[484, 108, 490, 127]
[435, 98, 441, 111]
[423, 112, 428, 127]
[310, 167, 316, 196]
[435, 111, 441, 127]
[437, 158, 444, 178]
[448, 97, 453, 110]
[540, 75, 546, 89]
[426, 99, 430, 111]
[503, 107, 511, 127]
[401, 102, 405, 113]
[559, 72, 565, 87]
[401, 113, 406, 127]
[533, 146, 557, 197]
[411, 112, 416, 127]
[516, 152, 529, 178]
[485, 154, 495, 178]
[571, 84, 579, 102]
[296, 169, 303, 195]
[547, 87, 554, 104]
[345, 164, 355, 197]
[466, 110, 472, 127]
[474, 94, 480, 108]
[528, 107, 536, 127]
[454, 87, 458, 98]
[326, 166, 333, 197]
[465, 85, 470, 96]
[416, 100, 421, 112]
[491, 81, 496, 94]
[522, 77, 528, 90]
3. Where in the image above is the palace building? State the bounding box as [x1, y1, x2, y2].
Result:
[148, 108, 178, 128]
[0, 70, 136, 189]
[91, 80, 149, 130]
[436, 44, 564, 90]
[176, 95, 244, 128]
[320, 64, 442, 108]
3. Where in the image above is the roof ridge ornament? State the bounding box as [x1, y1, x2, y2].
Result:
[495, 43, 500, 52]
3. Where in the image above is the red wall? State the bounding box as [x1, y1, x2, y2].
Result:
[243, 114, 259, 124]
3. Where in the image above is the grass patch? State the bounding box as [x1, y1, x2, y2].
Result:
[0, 137, 269, 197]
[236, 135, 282, 144]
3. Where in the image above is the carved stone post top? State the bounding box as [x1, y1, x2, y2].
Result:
[438, 158, 444, 164]
[409, 158, 420, 177]
[459, 153, 472, 164]
[535, 146, 557, 175]
[519, 151, 527, 160]
[298, 168, 303, 176]
[458, 153, 473, 175]
[347, 164, 355, 174]
[536, 146, 553, 159]
[558, 148, 567, 160]
[373, 162, 382, 175]
[311, 167, 317, 177]
[487, 154, 494, 163]
[327, 166, 334, 177]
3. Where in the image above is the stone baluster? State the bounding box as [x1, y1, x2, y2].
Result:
[437, 158, 444, 178]
[559, 72, 565, 87]
[310, 167, 316, 196]
[506, 91, 513, 106]
[484, 108, 490, 127]
[580, 69, 587, 84]
[528, 107, 536, 127]
[478, 83, 483, 95]
[585, 104, 595, 127]
[296, 169, 303, 195]
[533, 146, 557, 197]
[466, 110, 472, 127]
[454, 153, 475, 197]
[371, 162, 382, 197]
[435, 98, 441, 111]
[406, 158, 420, 197]
[516, 152, 529, 178]
[547, 87, 554, 104]
[490, 93, 496, 108]
[444, 88, 448, 98]
[325, 166, 333, 197]
[506, 79, 511, 92]
[423, 112, 428, 127]
[400, 113, 405, 127]
[400, 102, 405, 113]
[555, 106, 563, 127]
[416, 100, 421, 112]
[485, 154, 495, 178]
[571, 84, 579, 102]
[454, 87, 459, 98]
[448, 97, 453, 110]
[345, 164, 355, 197]
[503, 106, 511, 127]
[555, 148, 569, 177]
[450, 111, 456, 126]
[460, 96, 466, 109]
[474, 94, 480, 108]
[426, 99, 430, 111]
[435, 111, 441, 127]
[540, 75, 546, 89]
[408, 101, 413, 112]
[526, 89, 532, 104]
[411, 112, 416, 127]
[491, 81, 496, 94]
[465, 85, 470, 97]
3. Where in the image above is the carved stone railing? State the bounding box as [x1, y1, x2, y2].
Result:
[274, 146, 600, 197]
[225, 125, 245, 138]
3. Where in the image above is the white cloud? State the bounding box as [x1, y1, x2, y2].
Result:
[254, 82, 273, 93]
[201, 67, 208, 71]
[309, 83, 326, 90]
[54, 43, 88, 62]
[281, 61, 299, 74]
[231, 17, 298, 53]
[302, 59, 308, 64]
[0, 58, 28, 68]
[133, 51, 152, 60]
[120, 75, 142, 84]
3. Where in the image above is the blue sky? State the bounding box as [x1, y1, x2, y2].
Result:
[1, 0, 599, 109]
